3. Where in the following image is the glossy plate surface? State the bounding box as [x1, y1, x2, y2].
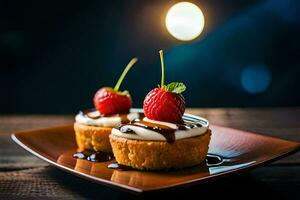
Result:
[11, 113, 300, 194]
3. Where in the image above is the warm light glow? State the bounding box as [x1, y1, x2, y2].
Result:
[165, 2, 205, 41]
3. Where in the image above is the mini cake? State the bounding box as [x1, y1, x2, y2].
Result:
[74, 58, 139, 153]
[74, 110, 139, 152]
[110, 116, 211, 170]
[110, 50, 211, 170]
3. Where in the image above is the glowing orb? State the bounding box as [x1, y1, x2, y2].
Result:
[165, 2, 205, 41]
[241, 65, 272, 94]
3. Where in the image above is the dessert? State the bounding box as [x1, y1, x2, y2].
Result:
[110, 50, 211, 170]
[74, 58, 140, 154]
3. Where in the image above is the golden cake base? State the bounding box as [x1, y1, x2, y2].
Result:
[109, 129, 211, 170]
[74, 122, 112, 153]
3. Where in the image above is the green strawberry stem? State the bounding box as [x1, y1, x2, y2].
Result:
[158, 49, 187, 94]
[159, 50, 165, 87]
[114, 57, 138, 91]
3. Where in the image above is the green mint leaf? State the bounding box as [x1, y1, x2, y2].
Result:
[166, 82, 186, 94]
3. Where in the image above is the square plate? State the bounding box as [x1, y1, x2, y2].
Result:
[11, 114, 300, 194]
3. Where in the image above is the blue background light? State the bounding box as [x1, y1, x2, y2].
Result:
[240, 65, 271, 94]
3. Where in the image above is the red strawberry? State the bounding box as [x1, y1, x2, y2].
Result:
[94, 87, 132, 115]
[93, 58, 138, 115]
[143, 50, 186, 123]
[143, 87, 185, 123]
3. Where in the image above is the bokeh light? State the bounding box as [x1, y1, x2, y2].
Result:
[165, 2, 205, 41]
[241, 64, 271, 94]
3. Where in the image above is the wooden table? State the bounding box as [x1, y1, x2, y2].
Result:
[0, 108, 299, 199]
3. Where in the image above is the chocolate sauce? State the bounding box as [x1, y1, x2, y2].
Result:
[120, 119, 176, 143]
[107, 162, 133, 171]
[177, 122, 202, 130]
[83, 110, 137, 124]
[119, 126, 135, 134]
[206, 154, 223, 166]
[73, 150, 114, 162]
[117, 118, 204, 143]
[83, 110, 103, 119]
[73, 150, 92, 159]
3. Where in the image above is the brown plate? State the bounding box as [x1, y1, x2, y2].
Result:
[11, 113, 300, 194]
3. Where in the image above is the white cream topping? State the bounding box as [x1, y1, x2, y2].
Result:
[75, 110, 140, 128]
[111, 117, 209, 141]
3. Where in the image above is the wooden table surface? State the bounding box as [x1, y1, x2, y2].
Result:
[0, 108, 299, 199]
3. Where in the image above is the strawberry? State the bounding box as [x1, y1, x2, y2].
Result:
[143, 50, 186, 123]
[144, 87, 185, 123]
[94, 87, 132, 115]
[93, 58, 138, 115]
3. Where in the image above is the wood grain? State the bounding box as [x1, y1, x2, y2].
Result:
[0, 108, 299, 199]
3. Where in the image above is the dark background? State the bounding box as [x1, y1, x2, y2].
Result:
[1, 0, 299, 114]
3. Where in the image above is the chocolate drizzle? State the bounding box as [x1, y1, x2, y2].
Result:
[178, 122, 202, 130]
[117, 118, 204, 143]
[83, 110, 103, 119]
[82, 109, 135, 124]
[206, 154, 223, 166]
[107, 162, 133, 171]
[73, 150, 114, 162]
[119, 119, 176, 143]
[73, 150, 90, 159]
[119, 126, 135, 134]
